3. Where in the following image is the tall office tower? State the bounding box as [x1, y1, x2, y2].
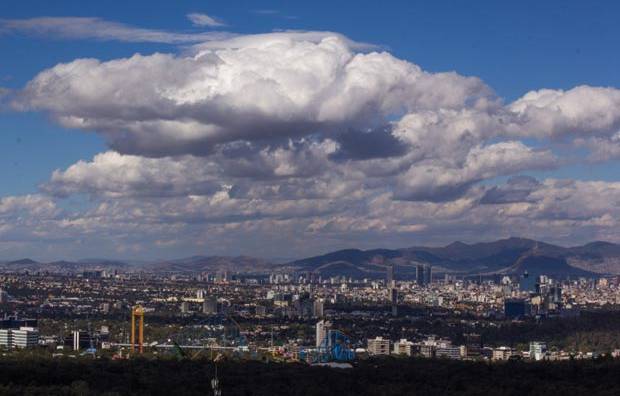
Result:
[316, 320, 328, 347]
[180, 301, 189, 314]
[386, 263, 395, 287]
[416, 264, 426, 286]
[390, 287, 398, 317]
[313, 299, 324, 318]
[203, 296, 218, 314]
[424, 265, 433, 285]
[416, 264, 432, 286]
[550, 285, 563, 304]
[72, 330, 90, 351]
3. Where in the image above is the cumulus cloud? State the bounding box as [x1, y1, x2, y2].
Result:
[5, 29, 620, 258]
[479, 176, 542, 204]
[14, 33, 491, 156]
[574, 132, 620, 162]
[186, 13, 227, 28]
[393, 142, 557, 201]
[508, 86, 620, 139]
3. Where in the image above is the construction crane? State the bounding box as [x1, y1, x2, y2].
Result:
[131, 305, 145, 354]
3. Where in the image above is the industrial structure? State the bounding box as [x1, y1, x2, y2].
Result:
[131, 305, 145, 354]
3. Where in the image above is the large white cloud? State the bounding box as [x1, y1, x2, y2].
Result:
[508, 86, 620, 138]
[4, 29, 620, 258]
[14, 34, 492, 156]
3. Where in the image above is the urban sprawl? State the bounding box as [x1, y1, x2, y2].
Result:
[1, 265, 619, 365]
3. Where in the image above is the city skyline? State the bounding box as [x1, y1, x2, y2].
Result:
[2, 0, 620, 260]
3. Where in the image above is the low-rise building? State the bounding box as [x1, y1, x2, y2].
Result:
[367, 337, 390, 356]
[393, 339, 414, 356]
[492, 346, 516, 361]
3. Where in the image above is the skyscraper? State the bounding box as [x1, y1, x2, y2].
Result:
[386, 263, 395, 287]
[313, 299, 324, 318]
[424, 265, 432, 285]
[416, 264, 432, 286]
[316, 320, 328, 347]
[390, 287, 398, 317]
[416, 264, 425, 286]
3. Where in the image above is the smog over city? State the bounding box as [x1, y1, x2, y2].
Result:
[1, 1, 620, 395]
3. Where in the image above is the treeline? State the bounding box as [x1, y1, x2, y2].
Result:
[1, 356, 620, 395]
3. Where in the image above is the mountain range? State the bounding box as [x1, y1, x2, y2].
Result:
[2, 238, 620, 278]
[278, 238, 620, 279]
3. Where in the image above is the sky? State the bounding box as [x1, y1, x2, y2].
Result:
[1, 0, 620, 261]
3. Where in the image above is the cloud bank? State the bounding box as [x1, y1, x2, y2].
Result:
[2, 28, 620, 259]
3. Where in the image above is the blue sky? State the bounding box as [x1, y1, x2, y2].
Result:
[1, 1, 620, 260]
[2, 0, 620, 197]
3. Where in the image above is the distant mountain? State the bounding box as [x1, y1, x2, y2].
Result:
[7, 258, 39, 266]
[281, 237, 620, 279]
[147, 255, 274, 274]
[1, 238, 619, 278]
[0, 258, 129, 274]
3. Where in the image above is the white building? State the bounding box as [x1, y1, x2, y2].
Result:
[0, 327, 39, 348]
[492, 346, 516, 361]
[12, 327, 39, 348]
[529, 341, 547, 361]
[367, 337, 390, 356]
[393, 339, 414, 356]
[316, 320, 329, 347]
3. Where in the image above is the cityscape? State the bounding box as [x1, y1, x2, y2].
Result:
[2, 246, 620, 364]
[2, 0, 620, 395]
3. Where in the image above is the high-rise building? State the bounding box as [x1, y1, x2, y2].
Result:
[180, 301, 189, 314]
[203, 297, 218, 314]
[425, 265, 432, 285]
[72, 330, 90, 351]
[416, 264, 433, 286]
[386, 264, 395, 287]
[12, 327, 39, 348]
[0, 327, 38, 348]
[390, 288, 398, 317]
[367, 337, 390, 356]
[316, 320, 328, 347]
[0, 329, 10, 347]
[0, 288, 6, 304]
[313, 299, 324, 318]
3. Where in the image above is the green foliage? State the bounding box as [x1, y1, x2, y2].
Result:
[0, 357, 619, 395]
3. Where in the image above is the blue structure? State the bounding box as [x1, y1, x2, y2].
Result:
[301, 329, 355, 363]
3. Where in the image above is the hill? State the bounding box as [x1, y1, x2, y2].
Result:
[281, 237, 618, 279]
